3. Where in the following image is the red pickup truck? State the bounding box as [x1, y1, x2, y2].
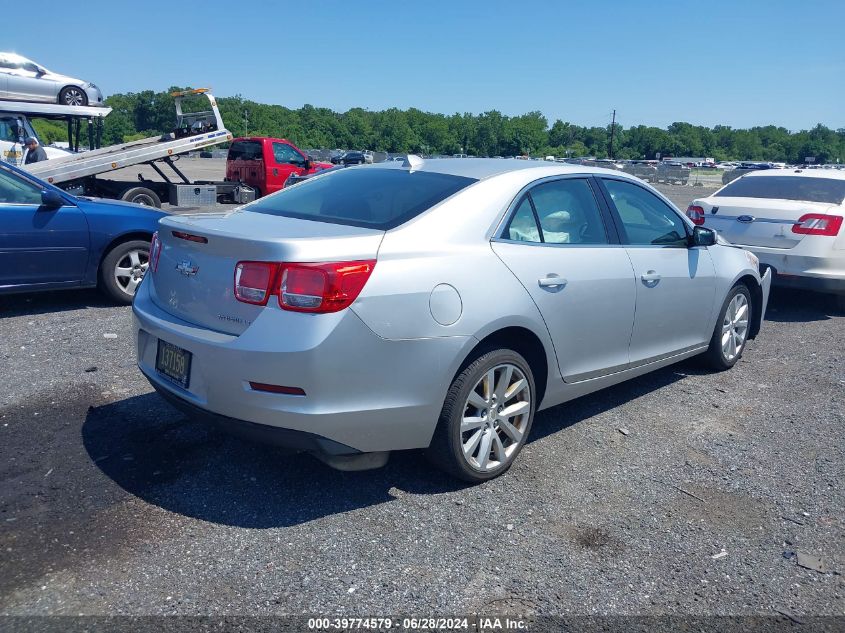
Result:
[225, 137, 332, 197]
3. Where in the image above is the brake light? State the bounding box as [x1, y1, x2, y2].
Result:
[686, 205, 705, 226]
[792, 214, 843, 236]
[279, 261, 376, 313]
[234, 261, 277, 305]
[149, 231, 162, 273]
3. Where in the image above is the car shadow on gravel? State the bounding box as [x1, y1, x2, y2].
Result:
[82, 393, 467, 528]
[82, 363, 696, 529]
[764, 287, 843, 323]
[0, 289, 115, 318]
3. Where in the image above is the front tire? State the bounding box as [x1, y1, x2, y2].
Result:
[425, 348, 535, 483]
[703, 283, 752, 370]
[99, 240, 151, 304]
[59, 86, 88, 107]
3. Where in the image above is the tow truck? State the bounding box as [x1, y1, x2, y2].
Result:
[3, 89, 253, 207]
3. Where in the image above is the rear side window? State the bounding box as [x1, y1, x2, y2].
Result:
[716, 175, 845, 204]
[227, 141, 263, 161]
[247, 168, 477, 229]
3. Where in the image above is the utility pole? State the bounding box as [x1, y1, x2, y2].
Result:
[244, 109, 249, 136]
[608, 109, 616, 159]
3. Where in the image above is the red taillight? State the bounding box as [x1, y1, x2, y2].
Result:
[686, 205, 705, 226]
[792, 214, 843, 236]
[233, 260, 375, 312]
[234, 261, 277, 305]
[279, 261, 376, 313]
[149, 231, 162, 273]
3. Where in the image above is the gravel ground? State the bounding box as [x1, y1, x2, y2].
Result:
[0, 179, 842, 618]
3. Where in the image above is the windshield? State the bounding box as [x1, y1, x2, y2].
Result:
[715, 175, 845, 204]
[246, 168, 477, 229]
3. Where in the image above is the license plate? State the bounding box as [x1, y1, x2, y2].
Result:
[155, 339, 192, 389]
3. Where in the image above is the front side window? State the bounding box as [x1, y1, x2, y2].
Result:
[0, 168, 44, 205]
[715, 175, 845, 205]
[603, 179, 688, 247]
[247, 168, 476, 230]
[272, 142, 305, 166]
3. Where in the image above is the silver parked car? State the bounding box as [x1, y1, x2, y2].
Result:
[0, 53, 103, 107]
[133, 159, 771, 482]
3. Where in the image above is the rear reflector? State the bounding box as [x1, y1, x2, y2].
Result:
[686, 205, 705, 226]
[172, 230, 208, 244]
[150, 231, 162, 273]
[249, 382, 306, 396]
[792, 214, 843, 236]
[234, 261, 277, 305]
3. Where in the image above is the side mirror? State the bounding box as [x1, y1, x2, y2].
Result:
[40, 189, 65, 209]
[692, 225, 716, 247]
[303, 159, 312, 171]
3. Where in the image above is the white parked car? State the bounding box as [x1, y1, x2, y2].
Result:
[688, 169, 845, 303]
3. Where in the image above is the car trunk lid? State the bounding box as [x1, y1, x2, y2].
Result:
[695, 196, 837, 249]
[149, 210, 384, 335]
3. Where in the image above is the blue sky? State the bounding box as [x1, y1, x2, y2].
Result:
[11, 0, 844, 130]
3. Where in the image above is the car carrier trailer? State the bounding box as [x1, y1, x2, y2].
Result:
[17, 89, 253, 207]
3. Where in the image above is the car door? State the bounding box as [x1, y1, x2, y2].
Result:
[269, 142, 307, 194]
[597, 177, 716, 366]
[491, 176, 637, 382]
[5, 60, 48, 102]
[0, 167, 89, 289]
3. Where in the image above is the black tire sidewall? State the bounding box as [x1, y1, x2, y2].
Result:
[99, 240, 150, 304]
[708, 284, 753, 370]
[121, 187, 162, 208]
[434, 348, 536, 483]
[60, 86, 88, 107]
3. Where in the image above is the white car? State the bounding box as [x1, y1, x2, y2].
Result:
[0, 52, 103, 106]
[688, 169, 845, 302]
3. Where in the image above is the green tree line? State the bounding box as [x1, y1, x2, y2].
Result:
[32, 87, 845, 164]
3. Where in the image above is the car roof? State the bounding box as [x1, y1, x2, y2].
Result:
[740, 168, 845, 181]
[368, 157, 625, 180]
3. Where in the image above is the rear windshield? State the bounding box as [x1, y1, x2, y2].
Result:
[716, 175, 845, 204]
[246, 168, 477, 229]
[227, 141, 263, 161]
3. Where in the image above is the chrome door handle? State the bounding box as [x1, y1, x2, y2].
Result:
[538, 275, 567, 288]
[641, 270, 661, 285]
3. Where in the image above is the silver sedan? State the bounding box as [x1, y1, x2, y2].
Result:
[0, 53, 103, 107]
[133, 158, 771, 482]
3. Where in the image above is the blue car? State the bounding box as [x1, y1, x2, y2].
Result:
[0, 160, 165, 304]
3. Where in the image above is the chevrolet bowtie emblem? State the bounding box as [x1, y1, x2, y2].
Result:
[176, 260, 199, 276]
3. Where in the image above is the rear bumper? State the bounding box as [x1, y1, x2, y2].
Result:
[150, 381, 359, 455]
[132, 278, 472, 453]
[739, 243, 845, 295]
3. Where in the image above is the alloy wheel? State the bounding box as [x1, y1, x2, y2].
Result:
[114, 248, 149, 296]
[460, 363, 531, 472]
[62, 88, 86, 106]
[721, 293, 749, 362]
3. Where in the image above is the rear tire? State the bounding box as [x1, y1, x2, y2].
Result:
[121, 187, 162, 208]
[99, 240, 151, 304]
[703, 283, 753, 371]
[425, 348, 535, 483]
